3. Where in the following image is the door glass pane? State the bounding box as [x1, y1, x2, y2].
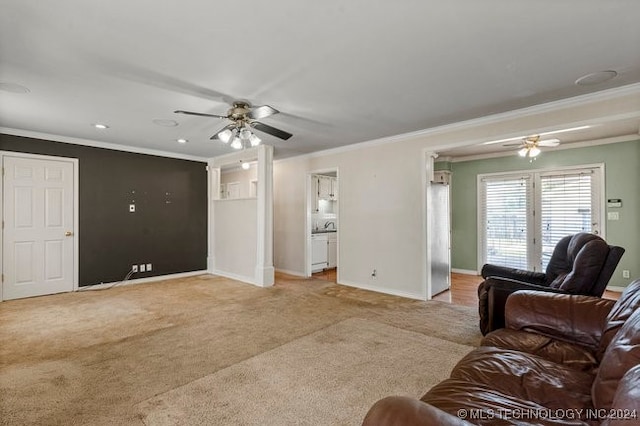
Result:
[540, 172, 592, 270]
[483, 177, 529, 269]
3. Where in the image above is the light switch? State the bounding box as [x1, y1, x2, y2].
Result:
[129, 204, 135, 212]
[607, 211, 619, 221]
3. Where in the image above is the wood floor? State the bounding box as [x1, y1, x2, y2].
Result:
[433, 273, 483, 307]
[434, 273, 621, 307]
[314, 269, 620, 308]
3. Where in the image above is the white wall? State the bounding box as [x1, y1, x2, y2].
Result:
[275, 143, 426, 299]
[209, 145, 274, 287]
[212, 199, 258, 280]
[273, 86, 640, 300]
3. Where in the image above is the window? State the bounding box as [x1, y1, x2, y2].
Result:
[479, 165, 603, 272]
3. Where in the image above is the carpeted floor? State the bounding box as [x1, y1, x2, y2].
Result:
[0, 273, 481, 425]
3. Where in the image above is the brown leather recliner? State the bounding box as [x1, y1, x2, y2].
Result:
[478, 233, 624, 335]
[362, 279, 640, 426]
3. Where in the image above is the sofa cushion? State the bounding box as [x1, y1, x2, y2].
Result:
[592, 308, 640, 409]
[602, 365, 640, 426]
[448, 347, 594, 411]
[481, 328, 598, 371]
[598, 279, 640, 360]
[421, 379, 590, 425]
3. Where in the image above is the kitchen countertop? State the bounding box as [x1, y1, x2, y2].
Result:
[312, 230, 338, 234]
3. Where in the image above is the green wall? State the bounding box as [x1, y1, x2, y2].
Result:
[448, 139, 639, 288]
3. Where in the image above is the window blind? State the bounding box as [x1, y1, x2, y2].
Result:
[539, 171, 593, 269]
[481, 176, 531, 270]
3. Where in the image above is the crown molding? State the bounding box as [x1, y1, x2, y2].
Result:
[0, 127, 208, 162]
[449, 135, 639, 163]
[275, 83, 640, 164]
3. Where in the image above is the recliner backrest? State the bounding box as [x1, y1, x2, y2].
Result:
[544, 234, 573, 283]
[547, 232, 624, 296]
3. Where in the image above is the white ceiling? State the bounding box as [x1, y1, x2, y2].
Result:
[1, 1, 640, 160]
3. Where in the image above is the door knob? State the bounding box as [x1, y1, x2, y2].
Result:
[65, 231, 73, 236]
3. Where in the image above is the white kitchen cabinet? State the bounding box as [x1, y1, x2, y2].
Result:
[311, 233, 329, 272]
[317, 175, 332, 200]
[327, 234, 337, 268]
[330, 177, 338, 201]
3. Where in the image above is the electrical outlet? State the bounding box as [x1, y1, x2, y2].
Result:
[132, 265, 138, 273]
[623, 270, 630, 279]
[146, 263, 152, 272]
[140, 264, 146, 272]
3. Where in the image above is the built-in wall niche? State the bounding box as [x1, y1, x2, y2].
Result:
[218, 159, 258, 200]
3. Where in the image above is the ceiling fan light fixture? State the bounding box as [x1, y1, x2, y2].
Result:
[240, 128, 252, 140]
[249, 133, 261, 147]
[529, 146, 541, 157]
[518, 147, 528, 157]
[218, 129, 233, 143]
[230, 137, 243, 150]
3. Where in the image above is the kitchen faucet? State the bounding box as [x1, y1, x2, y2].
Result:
[324, 221, 336, 230]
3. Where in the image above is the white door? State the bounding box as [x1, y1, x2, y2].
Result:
[226, 182, 240, 199]
[2, 155, 75, 300]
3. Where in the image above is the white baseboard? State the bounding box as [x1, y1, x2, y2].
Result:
[451, 268, 480, 276]
[275, 268, 307, 277]
[337, 279, 426, 301]
[211, 269, 258, 287]
[77, 270, 209, 291]
[606, 285, 625, 293]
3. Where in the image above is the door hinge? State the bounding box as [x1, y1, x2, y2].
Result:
[1, 274, 4, 283]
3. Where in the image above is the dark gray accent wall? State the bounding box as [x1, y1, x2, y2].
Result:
[0, 134, 208, 286]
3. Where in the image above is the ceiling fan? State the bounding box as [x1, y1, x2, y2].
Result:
[175, 101, 293, 149]
[504, 135, 560, 158]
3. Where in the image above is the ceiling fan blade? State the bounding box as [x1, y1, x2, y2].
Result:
[247, 105, 279, 120]
[252, 121, 293, 140]
[210, 124, 236, 140]
[537, 139, 560, 147]
[174, 110, 227, 119]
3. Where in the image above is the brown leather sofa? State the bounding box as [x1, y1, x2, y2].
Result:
[363, 279, 640, 425]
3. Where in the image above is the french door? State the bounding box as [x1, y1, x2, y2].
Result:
[479, 165, 603, 272]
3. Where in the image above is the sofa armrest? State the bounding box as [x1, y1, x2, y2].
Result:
[505, 290, 616, 348]
[481, 264, 547, 285]
[362, 396, 473, 426]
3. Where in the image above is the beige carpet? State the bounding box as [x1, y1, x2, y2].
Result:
[0, 273, 481, 425]
[137, 318, 473, 426]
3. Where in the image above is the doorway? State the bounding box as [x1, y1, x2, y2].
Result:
[306, 168, 339, 282]
[1, 152, 78, 300]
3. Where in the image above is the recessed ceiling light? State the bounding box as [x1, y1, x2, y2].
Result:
[575, 70, 618, 86]
[177, 138, 188, 144]
[153, 119, 179, 127]
[0, 82, 30, 93]
[92, 123, 109, 129]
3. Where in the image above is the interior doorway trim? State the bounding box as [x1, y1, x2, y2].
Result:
[0, 151, 79, 301]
